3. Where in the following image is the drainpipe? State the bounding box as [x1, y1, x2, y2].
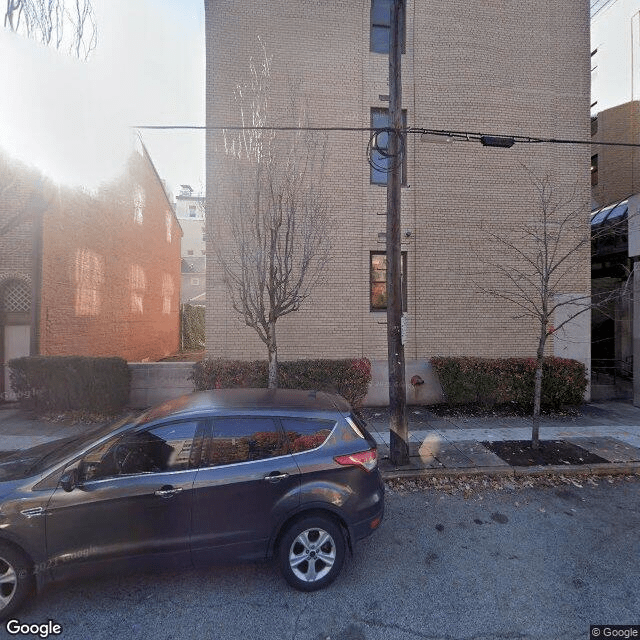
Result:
[30, 180, 48, 356]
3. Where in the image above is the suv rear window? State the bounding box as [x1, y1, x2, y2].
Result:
[281, 418, 335, 453]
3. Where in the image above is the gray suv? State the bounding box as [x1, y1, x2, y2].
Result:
[0, 389, 384, 618]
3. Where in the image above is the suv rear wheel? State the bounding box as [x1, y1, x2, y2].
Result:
[278, 516, 345, 591]
[0, 542, 33, 620]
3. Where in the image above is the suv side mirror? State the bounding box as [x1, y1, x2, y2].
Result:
[60, 468, 79, 493]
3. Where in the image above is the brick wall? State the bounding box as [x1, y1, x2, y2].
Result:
[205, 0, 591, 366]
[0, 151, 38, 291]
[591, 101, 640, 207]
[39, 146, 182, 362]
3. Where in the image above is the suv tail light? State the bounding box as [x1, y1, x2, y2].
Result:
[334, 449, 377, 472]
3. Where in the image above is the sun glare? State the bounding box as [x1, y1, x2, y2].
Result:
[0, 30, 132, 190]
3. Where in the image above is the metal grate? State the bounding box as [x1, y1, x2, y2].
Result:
[3, 281, 31, 312]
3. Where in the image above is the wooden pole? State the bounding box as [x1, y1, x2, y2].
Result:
[387, 0, 409, 466]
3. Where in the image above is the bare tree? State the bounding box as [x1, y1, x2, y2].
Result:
[478, 168, 625, 448]
[215, 45, 331, 388]
[4, 0, 97, 60]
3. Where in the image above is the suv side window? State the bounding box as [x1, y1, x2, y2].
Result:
[202, 416, 288, 467]
[81, 421, 200, 481]
[281, 418, 335, 453]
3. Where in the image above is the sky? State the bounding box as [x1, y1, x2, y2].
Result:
[0, 0, 205, 198]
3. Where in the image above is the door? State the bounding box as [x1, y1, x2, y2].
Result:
[45, 420, 203, 577]
[191, 416, 300, 564]
[3, 324, 29, 400]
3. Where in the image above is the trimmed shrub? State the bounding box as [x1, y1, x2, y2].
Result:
[430, 356, 587, 410]
[8, 356, 131, 414]
[190, 359, 268, 391]
[190, 358, 372, 408]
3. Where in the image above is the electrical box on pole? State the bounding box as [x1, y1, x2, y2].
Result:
[480, 135, 515, 148]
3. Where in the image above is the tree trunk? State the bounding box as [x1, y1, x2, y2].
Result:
[532, 335, 546, 450]
[267, 323, 278, 389]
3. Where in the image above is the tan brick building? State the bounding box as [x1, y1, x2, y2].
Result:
[205, 0, 592, 403]
[591, 101, 640, 206]
[0, 142, 182, 398]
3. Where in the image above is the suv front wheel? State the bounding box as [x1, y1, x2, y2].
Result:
[278, 516, 346, 591]
[0, 542, 33, 621]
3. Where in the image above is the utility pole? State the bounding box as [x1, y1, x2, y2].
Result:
[387, 0, 409, 466]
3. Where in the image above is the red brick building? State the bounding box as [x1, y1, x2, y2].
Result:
[0, 142, 182, 397]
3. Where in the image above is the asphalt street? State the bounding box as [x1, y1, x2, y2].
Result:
[3, 476, 638, 640]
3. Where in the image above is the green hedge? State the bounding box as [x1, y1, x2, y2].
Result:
[8, 356, 131, 414]
[430, 356, 587, 410]
[181, 304, 205, 351]
[190, 358, 372, 408]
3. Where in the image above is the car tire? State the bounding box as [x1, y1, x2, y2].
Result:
[278, 516, 346, 592]
[0, 542, 33, 621]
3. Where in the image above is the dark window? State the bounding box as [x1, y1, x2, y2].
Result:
[591, 116, 598, 136]
[370, 0, 405, 54]
[281, 418, 335, 453]
[203, 416, 288, 467]
[370, 108, 407, 185]
[370, 251, 407, 311]
[82, 421, 200, 480]
[591, 154, 599, 186]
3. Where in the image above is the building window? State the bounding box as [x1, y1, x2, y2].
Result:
[191, 277, 200, 286]
[187, 250, 194, 256]
[370, 108, 407, 185]
[166, 210, 173, 243]
[133, 185, 145, 225]
[189, 205, 197, 218]
[162, 273, 174, 315]
[591, 154, 599, 186]
[591, 116, 598, 137]
[370, 0, 405, 54]
[75, 249, 104, 317]
[370, 251, 407, 311]
[130, 264, 146, 314]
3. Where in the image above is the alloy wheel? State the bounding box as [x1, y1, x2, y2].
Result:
[288, 527, 337, 583]
[0, 556, 18, 612]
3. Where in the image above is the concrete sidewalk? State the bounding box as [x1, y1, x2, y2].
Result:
[361, 402, 640, 478]
[2, 401, 640, 478]
[0, 407, 114, 451]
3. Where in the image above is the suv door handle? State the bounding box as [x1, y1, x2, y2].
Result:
[155, 486, 183, 498]
[264, 472, 289, 483]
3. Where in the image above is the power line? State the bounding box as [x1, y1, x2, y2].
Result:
[134, 123, 640, 149]
[134, 125, 374, 132]
[591, 0, 616, 18]
[410, 127, 640, 149]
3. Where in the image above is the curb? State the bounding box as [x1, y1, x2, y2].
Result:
[381, 461, 640, 481]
